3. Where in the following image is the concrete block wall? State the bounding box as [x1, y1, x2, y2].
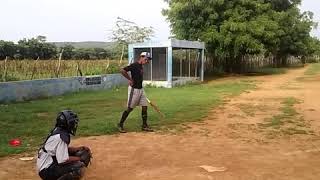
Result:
[0, 74, 127, 103]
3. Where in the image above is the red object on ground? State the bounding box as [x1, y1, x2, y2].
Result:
[9, 139, 21, 147]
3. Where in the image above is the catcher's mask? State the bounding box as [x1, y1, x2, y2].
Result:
[56, 110, 79, 136]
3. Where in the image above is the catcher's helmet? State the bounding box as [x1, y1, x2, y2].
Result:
[56, 110, 79, 135]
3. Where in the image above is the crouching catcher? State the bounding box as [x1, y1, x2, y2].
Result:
[37, 110, 92, 180]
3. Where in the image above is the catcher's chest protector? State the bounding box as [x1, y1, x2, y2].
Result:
[51, 128, 71, 145]
[39, 128, 71, 163]
[43, 128, 71, 146]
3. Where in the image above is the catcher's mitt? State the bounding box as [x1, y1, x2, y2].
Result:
[75, 146, 92, 167]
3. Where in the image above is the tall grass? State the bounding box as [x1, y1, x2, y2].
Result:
[0, 60, 124, 82]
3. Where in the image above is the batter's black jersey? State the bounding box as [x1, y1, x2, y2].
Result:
[123, 62, 144, 89]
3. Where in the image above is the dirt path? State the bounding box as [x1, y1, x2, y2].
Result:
[1, 66, 320, 180]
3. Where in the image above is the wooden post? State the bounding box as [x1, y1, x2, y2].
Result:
[107, 59, 110, 69]
[77, 61, 83, 76]
[31, 57, 39, 80]
[2, 56, 8, 82]
[106, 59, 110, 73]
[119, 44, 125, 66]
[56, 49, 64, 78]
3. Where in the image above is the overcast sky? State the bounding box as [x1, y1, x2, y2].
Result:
[0, 0, 319, 42]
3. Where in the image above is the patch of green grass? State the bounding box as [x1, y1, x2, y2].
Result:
[305, 63, 320, 75]
[238, 104, 268, 117]
[0, 81, 255, 157]
[260, 115, 284, 129]
[259, 97, 309, 136]
[260, 97, 298, 128]
[281, 97, 300, 116]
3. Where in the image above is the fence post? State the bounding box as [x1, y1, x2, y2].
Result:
[2, 56, 8, 82]
[56, 49, 64, 78]
[106, 59, 110, 69]
[31, 57, 39, 80]
[77, 61, 83, 76]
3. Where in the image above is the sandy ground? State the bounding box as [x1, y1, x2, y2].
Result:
[1, 66, 320, 180]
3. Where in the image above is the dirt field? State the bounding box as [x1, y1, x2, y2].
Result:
[1, 66, 320, 180]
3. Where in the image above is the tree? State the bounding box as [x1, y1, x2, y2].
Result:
[163, 0, 281, 72]
[0, 40, 17, 59]
[17, 36, 57, 60]
[273, 7, 316, 66]
[265, 0, 301, 12]
[73, 48, 93, 60]
[61, 44, 75, 60]
[163, 0, 316, 71]
[110, 17, 154, 63]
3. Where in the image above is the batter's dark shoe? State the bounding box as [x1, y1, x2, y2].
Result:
[117, 123, 127, 133]
[142, 126, 154, 132]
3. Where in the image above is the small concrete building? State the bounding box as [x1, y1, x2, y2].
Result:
[128, 39, 205, 88]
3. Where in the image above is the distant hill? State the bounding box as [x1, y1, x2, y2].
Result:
[51, 41, 116, 49]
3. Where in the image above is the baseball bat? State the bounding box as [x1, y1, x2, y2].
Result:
[146, 97, 165, 118]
